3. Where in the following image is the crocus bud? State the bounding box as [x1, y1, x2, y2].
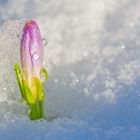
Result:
[20, 20, 44, 99]
[21, 20, 44, 82]
[14, 20, 48, 120]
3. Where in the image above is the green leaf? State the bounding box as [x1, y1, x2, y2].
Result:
[23, 84, 35, 104]
[35, 78, 44, 101]
[14, 63, 25, 99]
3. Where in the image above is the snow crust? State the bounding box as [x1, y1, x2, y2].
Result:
[0, 0, 140, 139]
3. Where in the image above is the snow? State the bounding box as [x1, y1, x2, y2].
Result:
[0, 0, 140, 139]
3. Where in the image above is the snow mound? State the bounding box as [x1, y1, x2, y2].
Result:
[0, 0, 140, 139]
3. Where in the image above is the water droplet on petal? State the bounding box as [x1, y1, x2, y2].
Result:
[32, 52, 40, 60]
[42, 38, 47, 47]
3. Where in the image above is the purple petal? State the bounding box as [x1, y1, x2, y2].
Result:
[20, 20, 44, 80]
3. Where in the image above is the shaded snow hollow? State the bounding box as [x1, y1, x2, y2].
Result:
[0, 0, 140, 140]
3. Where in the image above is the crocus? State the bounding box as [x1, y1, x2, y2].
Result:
[14, 20, 48, 120]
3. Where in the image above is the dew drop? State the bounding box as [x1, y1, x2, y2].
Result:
[42, 38, 47, 47]
[32, 52, 40, 60]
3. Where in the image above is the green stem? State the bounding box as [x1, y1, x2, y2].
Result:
[29, 100, 44, 120]
[39, 100, 44, 118]
[29, 104, 38, 120]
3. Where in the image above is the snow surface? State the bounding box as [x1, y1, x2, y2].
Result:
[0, 0, 140, 139]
